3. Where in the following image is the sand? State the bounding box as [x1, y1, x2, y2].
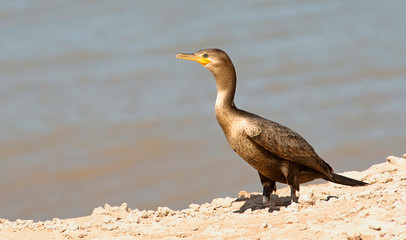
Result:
[1, 154, 405, 240]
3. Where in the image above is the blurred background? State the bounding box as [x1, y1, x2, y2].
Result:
[1, 0, 405, 221]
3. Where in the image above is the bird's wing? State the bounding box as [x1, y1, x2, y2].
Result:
[244, 119, 332, 175]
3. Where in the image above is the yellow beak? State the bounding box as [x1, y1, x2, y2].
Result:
[176, 53, 211, 66]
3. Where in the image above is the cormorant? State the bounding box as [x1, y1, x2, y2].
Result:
[176, 48, 367, 204]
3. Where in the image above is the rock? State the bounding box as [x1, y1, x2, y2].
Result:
[244, 208, 252, 214]
[211, 197, 234, 208]
[126, 210, 141, 223]
[261, 223, 268, 228]
[387, 155, 405, 165]
[92, 206, 109, 215]
[238, 191, 251, 199]
[189, 204, 200, 210]
[119, 203, 128, 211]
[157, 206, 172, 217]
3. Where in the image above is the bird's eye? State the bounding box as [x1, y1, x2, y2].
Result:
[203, 53, 208, 58]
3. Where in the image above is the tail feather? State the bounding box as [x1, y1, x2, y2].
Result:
[324, 173, 368, 186]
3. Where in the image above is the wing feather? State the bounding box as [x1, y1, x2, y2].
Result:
[244, 117, 332, 175]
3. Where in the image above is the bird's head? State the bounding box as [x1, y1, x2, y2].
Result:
[176, 48, 233, 75]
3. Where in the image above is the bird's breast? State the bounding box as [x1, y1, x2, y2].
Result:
[219, 119, 263, 162]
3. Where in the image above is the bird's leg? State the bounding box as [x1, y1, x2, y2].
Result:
[284, 163, 299, 204]
[289, 185, 298, 203]
[258, 172, 276, 203]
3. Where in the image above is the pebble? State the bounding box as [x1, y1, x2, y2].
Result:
[392, 201, 402, 209]
[102, 224, 117, 231]
[395, 217, 406, 225]
[369, 224, 382, 231]
[141, 211, 149, 219]
[359, 211, 369, 218]
[103, 216, 111, 224]
[203, 225, 221, 235]
[78, 232, 87, 238]
[126, 214, 141, 223]
[298, 224, 307, 231]
[66, 223, 79, 232]
[285, 202, 299, 211]
[177, 233, 187, 238]
[300, 193, 315, 204]
[285, 215, 299, 224]
[350, 205, 364, 213]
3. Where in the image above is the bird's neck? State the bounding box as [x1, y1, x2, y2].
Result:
[213, 65, 237, 112]
[214, 70, 238, 135]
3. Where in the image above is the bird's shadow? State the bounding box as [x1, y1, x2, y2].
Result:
[233, 193, 339, 213]
[233, 193, 291, 213]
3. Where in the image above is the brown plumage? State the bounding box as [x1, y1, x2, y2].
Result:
[176, 48, 367, 204]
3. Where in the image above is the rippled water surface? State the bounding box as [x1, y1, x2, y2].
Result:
[1, 0, 405, 220]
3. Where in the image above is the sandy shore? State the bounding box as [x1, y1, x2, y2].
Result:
[1, 154, 405, 240]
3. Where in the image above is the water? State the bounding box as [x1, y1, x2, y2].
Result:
[1, 0, 405, 221]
